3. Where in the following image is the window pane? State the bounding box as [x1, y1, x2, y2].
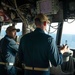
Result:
[61, 19, 75, 49]
[15, 22, 22, 36]
[49, 22, 58, 40]
[0, 23, 22, 41]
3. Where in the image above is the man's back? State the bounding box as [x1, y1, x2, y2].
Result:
[0, 35, 18, 62]
[0, 35, 18, 75]
[18, 28, 63, 75]
[21, 28, 51, 67]
[18, 13, 68, 75]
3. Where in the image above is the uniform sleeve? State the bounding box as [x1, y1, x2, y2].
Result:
[14, 39, 24, 69]
[48, 37, 63, 67]
[9, 39, 19, 52]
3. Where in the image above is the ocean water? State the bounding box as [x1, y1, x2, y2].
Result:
[50, 34, 75, 49]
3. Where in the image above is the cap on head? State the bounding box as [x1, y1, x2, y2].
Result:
[6, 26, 20, 32]
[35, 13, 50, 23]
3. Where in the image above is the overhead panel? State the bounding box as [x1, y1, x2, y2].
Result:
[36, 0, 59, 15]
[63, 0, 75, 20]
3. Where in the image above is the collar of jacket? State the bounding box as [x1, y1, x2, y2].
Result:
[5, 35, 14, 39]
[34, 28, 45, 33]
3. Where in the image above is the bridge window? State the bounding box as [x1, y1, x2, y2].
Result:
[61, 19, 75, 49]
[49, 22, 58, 41]
[0, 22, 22, 42]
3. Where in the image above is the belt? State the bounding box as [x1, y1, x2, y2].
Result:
[0, 62, 14, 66]
[24, 66, 49, 71]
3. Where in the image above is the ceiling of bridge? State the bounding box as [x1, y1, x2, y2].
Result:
[0, 0, 38, 23]
[0, 0, 75, 23]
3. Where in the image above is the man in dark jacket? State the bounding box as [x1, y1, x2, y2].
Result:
[18, 13, 68, 75]
[0, 26, 20, 75]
